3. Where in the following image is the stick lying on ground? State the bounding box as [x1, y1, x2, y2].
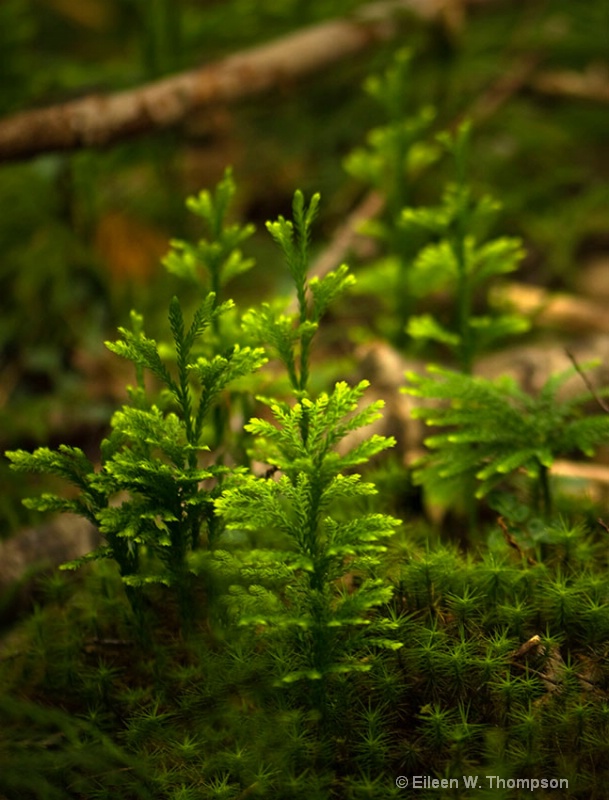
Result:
[0, 0, 519, 163]
[0, 10, 400, 162]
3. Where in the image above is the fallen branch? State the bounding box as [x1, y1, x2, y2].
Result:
[0, 18, 393, 162]
[0, 12, 401, 162]
[0, 0, 521, 163]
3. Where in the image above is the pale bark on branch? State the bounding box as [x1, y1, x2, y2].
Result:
[0, 0, 517, 163]
[0, 13, 400, 162]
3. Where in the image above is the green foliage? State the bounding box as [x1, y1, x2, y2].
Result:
[7, 516, 609, 799]
[7, 176, 267, 627]
[404, 362, 609, 517]
[403, 121, 528, 372]
[217, 192, 400, 747]
[244, 190, 354, 395]
[5, 183, 404, 794]
[0, 0, 35, 115]
[216, 381, 400, 689]
[11, 307, 264, 622]
[345, 55, 528, 365]
[4, 47, 609, 795]
[345, 49, 439, 218]
[0, 694, 152, 799]
[163, 167, 255, 306]
[133, 0, 184, 78]
[344, 49, 439, 345]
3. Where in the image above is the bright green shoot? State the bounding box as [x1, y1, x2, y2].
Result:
[163, 167, 255, 323]
[344, 48, 438, 345]
[404, 121, 528, 373]
[218, 191, 401, 732]
[245, 190, 354, 400]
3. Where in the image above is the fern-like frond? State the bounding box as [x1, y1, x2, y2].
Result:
[6, 445, 94, 488]
[404, 364, 609, 514]
[107, 328, 175, 393]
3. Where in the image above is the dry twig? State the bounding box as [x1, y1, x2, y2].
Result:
[565, 349, 609, 414]
[0, 14, 397, 162]
[498, 516, 537, 566]
[0, 0, 523, 163]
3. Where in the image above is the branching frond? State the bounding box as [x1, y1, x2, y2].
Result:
[404, 365, 609, 511]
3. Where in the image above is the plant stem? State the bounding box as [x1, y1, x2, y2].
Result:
[538, 462, 552, 520]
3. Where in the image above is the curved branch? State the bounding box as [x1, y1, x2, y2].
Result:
[0, 15, 397, 162]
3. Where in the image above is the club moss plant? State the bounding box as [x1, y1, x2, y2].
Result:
[215, 191, 401, 738]
[344, 48, 440, 346]
[7, 175, 267, 633]
[402, 120, 529, 374]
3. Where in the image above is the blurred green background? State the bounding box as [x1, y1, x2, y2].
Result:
[1, 0, 608, 532]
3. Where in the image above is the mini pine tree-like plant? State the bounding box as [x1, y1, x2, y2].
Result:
[6, 173, 267, 631]
[345, 48, 437, 222]
[403, 120, 529, 373]
[216, 381, 401, 673]
[162, 166, 259, 452]
[215, 190, 402, 758]
[344, 48, 439, 345]
[243, 189, 354, 397]
[345, 53, 527, 367]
